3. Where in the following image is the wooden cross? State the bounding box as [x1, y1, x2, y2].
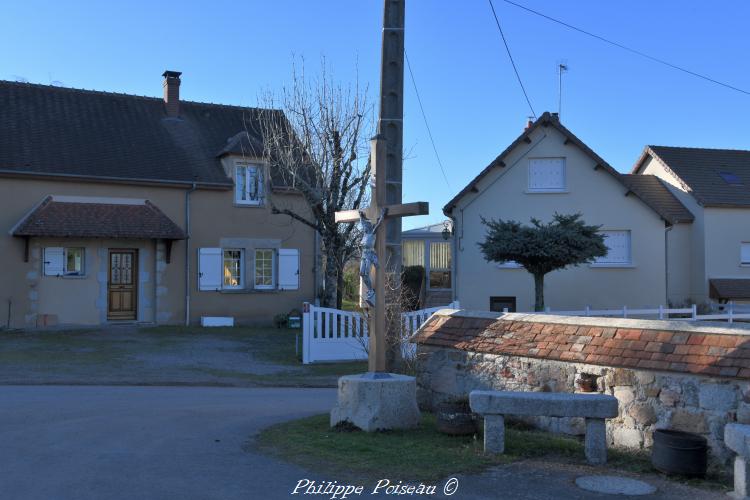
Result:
[335, 134, 428, 373]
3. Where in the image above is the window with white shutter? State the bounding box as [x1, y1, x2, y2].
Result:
[528, 158, 566, 192]
[594, 231, 632, 265]
[198, 248, 223, 291]
[741, 243, 750, 265]
[43, 247, 64, 276]
[278, 249, 300, 290]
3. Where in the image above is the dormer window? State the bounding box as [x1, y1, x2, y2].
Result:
[528, 158, 566, 192]
[235, 163, 264, 205]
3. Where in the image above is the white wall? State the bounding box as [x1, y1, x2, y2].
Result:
[452, 126, 667, 312]
[639, 155, 705, 302]
[704, 207, 750, 289]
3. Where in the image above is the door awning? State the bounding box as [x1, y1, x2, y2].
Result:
[12, 196, 186, 240]
[709, 279, 750, 301]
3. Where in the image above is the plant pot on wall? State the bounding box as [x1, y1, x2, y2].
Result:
[576, 373, 597, 392]
[436, 399, 478, 436]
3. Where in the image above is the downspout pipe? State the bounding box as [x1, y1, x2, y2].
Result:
[185, 182, 197, 326]
[665, 224, 673, 307]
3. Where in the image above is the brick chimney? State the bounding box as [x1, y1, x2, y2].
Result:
[524, 117, 534, 130]
[162, 70, 182, 117]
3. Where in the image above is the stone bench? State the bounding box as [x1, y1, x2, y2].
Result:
[469, 390, 619, 465]
[725, 424, 750, 498]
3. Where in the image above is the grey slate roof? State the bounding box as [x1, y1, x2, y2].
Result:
[637, 146, 750, 207]
[620, 174, 694, 224]
[0, 80, 285, 189]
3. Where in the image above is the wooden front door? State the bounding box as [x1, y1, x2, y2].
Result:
[108, 250, 138, 320]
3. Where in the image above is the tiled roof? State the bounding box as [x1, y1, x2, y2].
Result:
[0, 80, 287, 189]
[12, 196, 186, 239]
[412, 311, 750, 379]
[621, 174, 694, 223]
[710, 279, 750, 300]
[636, 146, 750, 207]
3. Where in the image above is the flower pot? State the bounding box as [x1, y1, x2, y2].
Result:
[436, 401, 477, 435]
[576, 374, 597, 392]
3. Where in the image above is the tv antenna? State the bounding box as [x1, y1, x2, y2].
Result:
[557, 62, 568, 118]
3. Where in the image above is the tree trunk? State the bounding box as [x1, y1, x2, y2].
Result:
[533, 273, 545, 312]
[336, 267, 344, 309]
[322, 251, 339, 308]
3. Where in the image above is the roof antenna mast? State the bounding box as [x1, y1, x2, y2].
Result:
[557, 62, 568, 118]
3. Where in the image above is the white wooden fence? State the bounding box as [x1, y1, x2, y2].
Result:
[302, 301, 459, 364]
[527, 301, 750, 323]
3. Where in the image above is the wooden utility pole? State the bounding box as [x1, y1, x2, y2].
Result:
[335, 0, 428, 374]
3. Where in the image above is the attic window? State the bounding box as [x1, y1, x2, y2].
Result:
[719, 171, 742, 185]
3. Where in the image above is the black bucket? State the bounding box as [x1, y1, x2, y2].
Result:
[652, 429, 707, 477]
[435, 401, 478, 436]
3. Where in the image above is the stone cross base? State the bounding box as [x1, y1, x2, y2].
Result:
[330, 373, 420, 432]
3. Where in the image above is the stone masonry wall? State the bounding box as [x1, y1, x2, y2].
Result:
[412, 310, 750, 471]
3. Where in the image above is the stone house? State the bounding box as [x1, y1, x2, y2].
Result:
[443, 112, 694, 313]
[632, 146, 750, 306]
[0, 72, 316, 328]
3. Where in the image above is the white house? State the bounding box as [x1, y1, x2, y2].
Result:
[444, 112, 693, 312]
[633, 146, 750, 306]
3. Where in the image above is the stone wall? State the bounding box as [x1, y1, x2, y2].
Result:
[412, 310, 750, 471]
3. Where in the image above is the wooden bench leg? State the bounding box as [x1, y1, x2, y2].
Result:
[584, 418, 607, 465]
[484, 415, 505, 454]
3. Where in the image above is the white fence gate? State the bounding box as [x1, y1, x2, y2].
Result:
[302, 301, 459, 364]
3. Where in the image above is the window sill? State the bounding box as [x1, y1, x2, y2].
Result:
[740, 264, 750, 267]
[524, 190, 569, 194]
[46, 274, 88, 279]
[218, 288, 280, 294]
[233, 202, 265, 208]
[589, 263, 636, 269]
[496, 265, 523, 270]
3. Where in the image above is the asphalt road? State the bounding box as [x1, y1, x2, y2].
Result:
[0, 386, 726, 500]
[0, 385, 337, 500]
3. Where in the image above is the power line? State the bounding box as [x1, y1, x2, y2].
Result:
[502, 0, 750, 97]
[404, 51, 452, 190]
[487, 0, 537, 118]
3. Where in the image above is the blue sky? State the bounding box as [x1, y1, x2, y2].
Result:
[3, 1, 749, 229]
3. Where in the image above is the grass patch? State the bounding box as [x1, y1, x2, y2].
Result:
[258, 414, 731, 491]
[258, 414, 601, 482]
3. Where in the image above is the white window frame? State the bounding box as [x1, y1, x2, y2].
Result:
[527, 157, 567, 193]
[254, 248, 275, 290]
[63, 247, 85, 276]
[592, 230, 633, 267]
[741, 242, 750, 266]
[234, 162, 264, 206]
[222, 249, 244, 290]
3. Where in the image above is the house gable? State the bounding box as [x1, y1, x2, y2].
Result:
[444, 112, 683, 224]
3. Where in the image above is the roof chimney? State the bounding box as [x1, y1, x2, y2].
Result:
[162, 70, 182, 117]
[524, 116, 534, 130]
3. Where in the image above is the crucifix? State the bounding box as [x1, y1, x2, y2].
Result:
[336, 0, 426, 374]
[335, 137, 428, 374]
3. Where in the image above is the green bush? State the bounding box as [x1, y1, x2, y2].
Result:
[402, 265, 425, 311]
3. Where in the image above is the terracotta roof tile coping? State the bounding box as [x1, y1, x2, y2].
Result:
[412, 309, 750, 380]
[421, 309, 750, 337]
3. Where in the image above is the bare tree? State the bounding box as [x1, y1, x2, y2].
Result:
[256, 61, 372, 308]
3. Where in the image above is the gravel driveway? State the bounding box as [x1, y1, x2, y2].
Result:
[0, 325, 364, 387]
